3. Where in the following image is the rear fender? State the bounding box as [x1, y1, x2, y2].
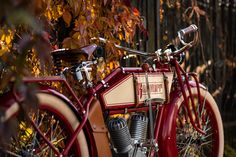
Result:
[0, 85, 98, 156]
[0, 85, 77, 123]
[158, 81, 206, 157]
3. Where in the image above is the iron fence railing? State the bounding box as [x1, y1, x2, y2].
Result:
[132, 0, 236, 149]
[133, 0, 235, 105]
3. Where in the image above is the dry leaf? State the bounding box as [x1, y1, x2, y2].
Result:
[63, 10, 72, 27]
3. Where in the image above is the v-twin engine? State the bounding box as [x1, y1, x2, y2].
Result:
[107, 114, 148, 157]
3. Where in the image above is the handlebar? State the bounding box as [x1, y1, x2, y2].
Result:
[178, 24, 198, 37]
[177, 24, 198, 46]
[95, 24, 198, 58]
[61, 25, 199, 83]
[97, 37, 154, 57]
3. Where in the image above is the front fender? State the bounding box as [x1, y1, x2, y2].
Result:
[158, 81, 206, 157]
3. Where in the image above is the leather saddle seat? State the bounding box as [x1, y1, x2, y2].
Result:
[51, 44, 98, 74]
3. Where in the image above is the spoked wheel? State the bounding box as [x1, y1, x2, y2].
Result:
[176, 87, 224, 157]
[2, 93, 90, 157]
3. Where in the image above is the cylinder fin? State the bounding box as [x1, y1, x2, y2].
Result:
[130, 114, 148, 143]
[107, 117, 132, 154]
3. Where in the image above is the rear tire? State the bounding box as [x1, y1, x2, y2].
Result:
[3, 93, 90, 157]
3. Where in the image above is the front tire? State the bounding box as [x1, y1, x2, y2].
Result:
[175, 87, 224, 157]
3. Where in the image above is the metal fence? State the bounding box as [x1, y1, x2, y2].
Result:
[132, 0, 236, 149]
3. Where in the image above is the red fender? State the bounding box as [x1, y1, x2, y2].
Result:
[0, 85, 78, 120]
[0, 85, 98, 156]
[158, 81, 206, 157]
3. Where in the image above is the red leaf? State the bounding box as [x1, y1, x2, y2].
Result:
[132, 7, 140, 16]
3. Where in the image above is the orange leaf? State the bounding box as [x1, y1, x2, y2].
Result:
[63, 10, 72, 27]
[132, 7, 140, 16]
[109, 62, 114, 69]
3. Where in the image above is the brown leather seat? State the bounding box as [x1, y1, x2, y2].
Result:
[51, 44, 98, 74]
[51, 44, 98, 60]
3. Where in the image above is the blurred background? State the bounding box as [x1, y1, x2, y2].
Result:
[128, 0, 236, 156]
[0, 0, 235, 156]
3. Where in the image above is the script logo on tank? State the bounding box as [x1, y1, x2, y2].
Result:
[138, 83, 163, 99]
[136, 74, 167, 102]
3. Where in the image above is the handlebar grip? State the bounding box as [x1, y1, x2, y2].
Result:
[178, 24, 198, 37]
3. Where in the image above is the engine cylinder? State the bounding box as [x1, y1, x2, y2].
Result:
[130, 114, 148, 143]
[107, 117, 132, 154]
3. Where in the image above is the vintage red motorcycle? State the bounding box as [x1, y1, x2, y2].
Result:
[0, 25, 224, 157]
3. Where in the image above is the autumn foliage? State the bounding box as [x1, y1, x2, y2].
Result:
[0, 0, 144, 91]
[0, 0, 144, 145]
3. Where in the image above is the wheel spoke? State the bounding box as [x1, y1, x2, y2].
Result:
[176, 95, 218, 157]
[5, 110, 72, 156]
[2, 93, 89, 157]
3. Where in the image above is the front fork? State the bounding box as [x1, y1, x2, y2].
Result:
[148, 60, 206, 154]
[173, 60, 206, 135]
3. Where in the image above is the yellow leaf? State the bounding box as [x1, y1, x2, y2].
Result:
[26, 128, 33, 136]
[114, 61, 120, 68]
[5, 35, 11, 45]
[109, 62, 113, 69]
[45, 11, 52, 21]
[118, 33, 123, 40]
[19, 122, 26, 129]
[1, 34, 5, 41]
[72, 32, 81, 40]
[57, 4, 64, 16]
[91, 7, 96, 19]
[0, 49, 7, 56]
